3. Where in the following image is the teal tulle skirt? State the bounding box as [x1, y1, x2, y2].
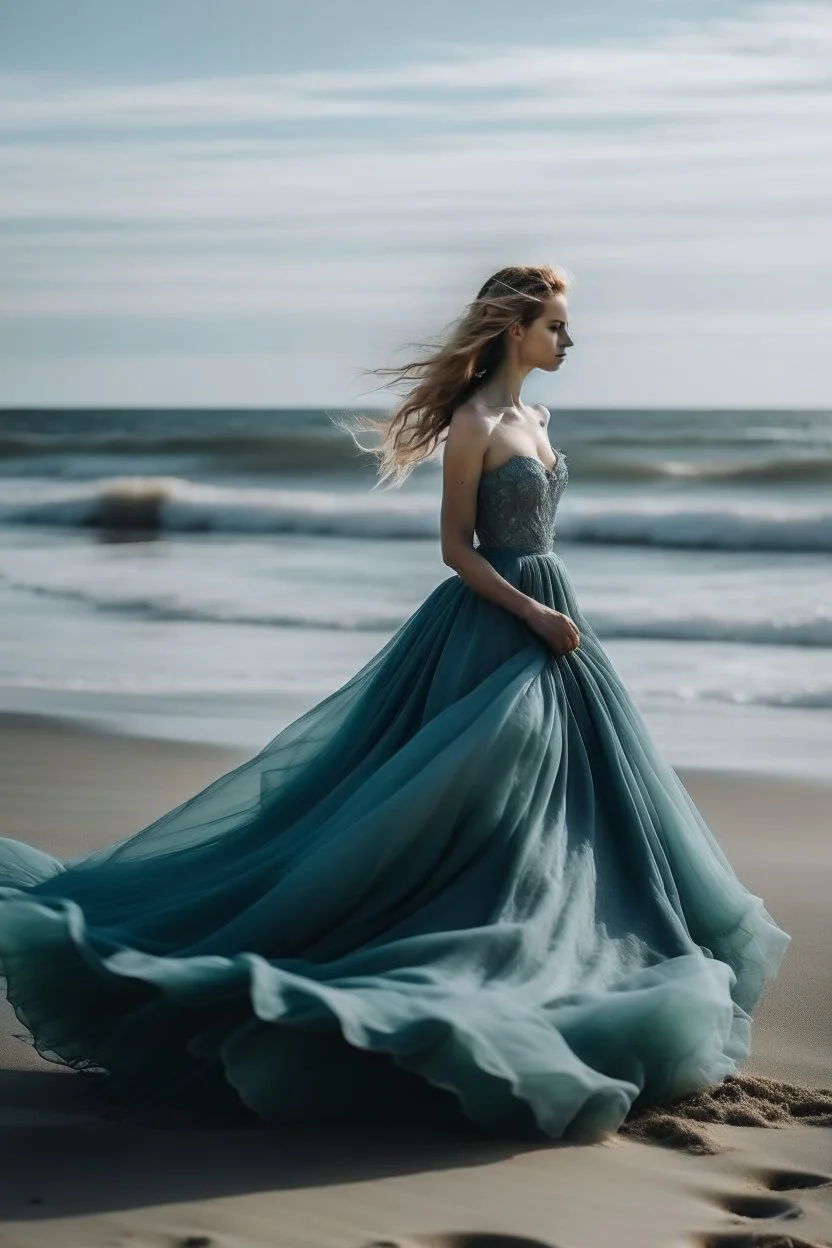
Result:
[0, 547, 791, 1141]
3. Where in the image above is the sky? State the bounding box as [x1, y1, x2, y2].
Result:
[1, 0, 831, 409]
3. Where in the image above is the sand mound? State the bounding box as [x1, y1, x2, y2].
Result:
[619, 1073, 832, 1154]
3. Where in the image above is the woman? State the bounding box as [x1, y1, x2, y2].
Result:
[0, 264, 791, 1143]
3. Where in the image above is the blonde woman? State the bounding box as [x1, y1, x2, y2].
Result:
[0, 265, 790, 1143]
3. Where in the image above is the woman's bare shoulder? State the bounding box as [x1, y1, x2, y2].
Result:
[449, 399, 501, 439]
[446, 402, 494, 450]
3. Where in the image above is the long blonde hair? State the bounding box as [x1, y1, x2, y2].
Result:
[330, 263, 571, 487]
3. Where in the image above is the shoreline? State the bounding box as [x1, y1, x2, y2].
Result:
[5, 704, 832, 792]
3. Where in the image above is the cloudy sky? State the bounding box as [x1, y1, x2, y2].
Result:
[1, 0, 830, 408]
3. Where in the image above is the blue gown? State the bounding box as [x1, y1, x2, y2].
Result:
[0, 450, 791, 1141]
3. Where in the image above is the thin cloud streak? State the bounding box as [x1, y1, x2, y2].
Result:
[1, 118, 829, 222]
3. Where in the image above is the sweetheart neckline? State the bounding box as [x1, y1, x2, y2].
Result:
[480, 451, 561, 481]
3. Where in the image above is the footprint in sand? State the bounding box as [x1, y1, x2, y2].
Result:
[693, 1167, 832, 1248]
[756, 1169, 832, 1193]
[695, 1235, 827, 1247]
[714, 1192, 804, 1220]
[365, 1236, 559, 1248]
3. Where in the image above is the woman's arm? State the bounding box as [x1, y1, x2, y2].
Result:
[439, 408, 542, 624]
[439, 407, 581, 657]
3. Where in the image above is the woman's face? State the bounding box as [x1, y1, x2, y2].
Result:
[516, 293, 573, 372]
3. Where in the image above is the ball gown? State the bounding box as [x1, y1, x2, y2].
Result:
[0, 448, 791, 1142]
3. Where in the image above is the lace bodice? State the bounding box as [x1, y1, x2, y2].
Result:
[474, 451, 568, 553]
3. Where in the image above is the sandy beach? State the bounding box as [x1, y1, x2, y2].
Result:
[1, 709, 830, 1248]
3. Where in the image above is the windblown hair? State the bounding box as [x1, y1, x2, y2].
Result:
[330, 263, 571, 488]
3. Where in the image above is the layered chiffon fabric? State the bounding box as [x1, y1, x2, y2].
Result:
[0, 544, 790, 1141]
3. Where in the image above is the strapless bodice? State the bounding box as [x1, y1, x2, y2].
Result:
[474, 451, 568, 554]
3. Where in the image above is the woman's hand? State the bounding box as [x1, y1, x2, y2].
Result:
[523, 602, 581, 656]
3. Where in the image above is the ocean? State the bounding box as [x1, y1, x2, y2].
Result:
[0, 406, 830, 781]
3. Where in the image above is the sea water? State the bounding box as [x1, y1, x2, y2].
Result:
[0, 406, 830, 781]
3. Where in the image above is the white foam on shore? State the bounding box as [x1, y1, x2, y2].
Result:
[3, 475, 832, 553]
